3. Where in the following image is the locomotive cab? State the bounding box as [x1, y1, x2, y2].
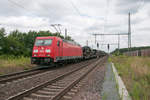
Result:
[31, 36, 63, 64]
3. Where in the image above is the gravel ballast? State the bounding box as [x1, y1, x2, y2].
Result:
[0, 59, 96, 100]
[72, 58, 106, 100]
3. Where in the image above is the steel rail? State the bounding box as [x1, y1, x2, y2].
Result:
[0, 65, 52, 84]
[0, 68, 40, 79]
[52, 59, 100, 100]
[6, 59, 100, 100]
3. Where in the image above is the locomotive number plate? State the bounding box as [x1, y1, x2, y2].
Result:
[40, 50, 44, 52]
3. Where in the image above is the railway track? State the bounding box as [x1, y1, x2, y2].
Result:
[6, 58, 105, 100]
[0, 59, 94, 85]
[0, 67, 51, 84]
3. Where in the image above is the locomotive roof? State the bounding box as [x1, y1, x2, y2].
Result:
[36, 36, 81, 46]
[63, 39, 81, 46]
[36, 36, 59, 39]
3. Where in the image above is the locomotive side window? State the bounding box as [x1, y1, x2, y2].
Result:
[57, 41, 60, 46]
[35, 39, 52, 46]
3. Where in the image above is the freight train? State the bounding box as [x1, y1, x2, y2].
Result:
[31, 36, 106, 65]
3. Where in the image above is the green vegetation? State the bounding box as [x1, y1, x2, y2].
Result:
[0, 55, 30, 67]
[0, 28, 73, 57]
[0, 55, 35, 75]
[112, 46, 150, 55]
[102, 93, 107, 100]
[0, 28, 74, 74]
[110, 55, 150, 100]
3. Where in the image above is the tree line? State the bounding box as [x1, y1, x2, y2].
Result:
[112, 46, 150, 55]
[0, 28, 73, 56]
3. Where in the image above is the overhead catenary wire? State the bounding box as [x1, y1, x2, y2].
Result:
[6, 0, 55, 31]
[6, 0, 40, 28]
[69, 0, 82, 16]
[68, 0, 106, 49]
[67, 0, 105, 20]
[7, 0, 53, 18]
[7, 0, 35, 15]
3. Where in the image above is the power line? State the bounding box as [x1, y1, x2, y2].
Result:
[8, 0, 31, 12]
[7, 0, 53, 18]
[6, 0, 56, 31]
[68, 0, 82, 16]
[67, 0, 105, 21]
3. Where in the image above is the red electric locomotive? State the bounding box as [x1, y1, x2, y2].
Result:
[31, 36, 83, 64]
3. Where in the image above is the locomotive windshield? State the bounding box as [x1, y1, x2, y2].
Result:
[35, 39, 52, 46]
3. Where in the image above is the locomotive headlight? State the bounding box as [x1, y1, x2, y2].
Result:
[34, 54, 37, 56]
[33, 49, 38, 53]
[45, 49, 51, 53]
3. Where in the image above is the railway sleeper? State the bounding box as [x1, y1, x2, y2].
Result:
[62, 95, 72, 100]
[17, 58, 102, 100]
[36, 90, 57, 95]
[67, 92, 76, 96]
[48, 85, 64, 89]
[50, 83, 65, 87]
[42, 88, 60, 92]
[60, 74, 90, 100]
[23, 97, 36, 100]
[29, 93, 53, 100]
[70, 89, 78, 93]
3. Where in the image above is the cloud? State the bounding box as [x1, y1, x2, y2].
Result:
[115, 0, 150, 15]
[0, 0, 150, 52]
[139, 27, 150, 31]
[0, 1, 23, 16]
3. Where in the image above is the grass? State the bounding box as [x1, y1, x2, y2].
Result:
[0, 55, 35, 75]
[110, 55, 150, 100]
[102, 93, 107, 100]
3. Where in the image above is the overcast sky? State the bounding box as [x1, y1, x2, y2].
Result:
[0, 0, 150, 52]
